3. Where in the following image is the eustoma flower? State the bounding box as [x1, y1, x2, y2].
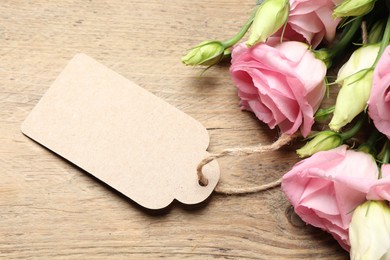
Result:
[296, 130, 342, 157]
[329, 44, 380, 131]
[281, 145, 378, 250]
[181, 41, 226, 66]
[333, 0, 377, 18]
[368, 46, 390, 139]
[367, 164, 390, 201]
[182, 0, 390, 255]
[349, 201, 390, 260]
[277, 0, 342, 47]
[247, 0, 289, 46]
[230, 41, 326, 137]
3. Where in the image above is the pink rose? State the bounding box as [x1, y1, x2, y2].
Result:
[276, 0, 341, 47]
[367, 164, 390, 201]
[230, 41, 326, 137]
[368, 46, 390, 139]
[281, 145, 378, 250]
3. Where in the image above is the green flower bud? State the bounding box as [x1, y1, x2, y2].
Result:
[349, 201, 390, 260]
[329, 70, 373, 131]
[313, 49, 332, 68]
[336, 45, 379, 81]
[296, 131, 342, 158]
[223, 48, 232, 60]
[329, 45, 379, 132]
[314, 106, 335, 123]
[181, 41, 225, 66]
[333, 0, 376, 18]
[247, 0, 289, 47]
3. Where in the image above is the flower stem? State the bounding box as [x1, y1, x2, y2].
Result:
[221, 6, 259, 48]
[367, 129, 381, 148]
[358, 128, 381, 154]
[339, 114, 365, 141]
[382, 141, 390, 164]
[314, 106, 335, 122]
[373, 15, 390, 66]
[328, 17, 363, 58]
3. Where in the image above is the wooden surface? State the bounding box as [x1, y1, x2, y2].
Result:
[0, 1, 348, 259]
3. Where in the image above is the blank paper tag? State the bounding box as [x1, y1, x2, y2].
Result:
[21, 53, 220, 210]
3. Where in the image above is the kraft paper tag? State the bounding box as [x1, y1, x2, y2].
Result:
[21, 53, 220, 209]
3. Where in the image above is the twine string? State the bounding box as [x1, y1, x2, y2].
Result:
[214, 177, 282, 195]
[197, 133, 299, 193]
[362, 21, 368, 45]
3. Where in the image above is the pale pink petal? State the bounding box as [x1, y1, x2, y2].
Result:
[276, 41, 310, 64]
[290, 0, 319, 14]
[368, 46, 390, 138]
[367, 165, 390, 201]
[278, 115, 302, 135]
[299, 181, 339, 215]
[294, 50, 327, 94]
[289, 13, 322, 34]
[382, 164, 390, 178]
[281, 146, 379, 251]
[230, 42, 325, 136]
[315, 6, 340, 42]
[230, 70, 258, 95]
[279, 0, 341, 46]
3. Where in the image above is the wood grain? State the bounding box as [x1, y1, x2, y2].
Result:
[0, 0, 348, 258]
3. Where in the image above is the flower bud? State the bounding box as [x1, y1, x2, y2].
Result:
[313, 49, 332, 69]
[181, 41, 225, 66]
[247, 0, 289, 47]
[296, 131, 342, 158]
[329, 70, 373, 131]
[349, 201, 390, 260]
[314, 106, 335, 123]
[329, 45, 379, 131]
[333, 0, 376, 18]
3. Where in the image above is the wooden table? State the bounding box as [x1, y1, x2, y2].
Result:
[0, 1, 348, 258]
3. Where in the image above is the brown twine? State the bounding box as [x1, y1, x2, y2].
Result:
[362, 21, 368, 45]
[197, 133, 299, 194]
[214, 178, 283, 195]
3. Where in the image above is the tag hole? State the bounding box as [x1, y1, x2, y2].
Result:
[198, 179, 209, 187]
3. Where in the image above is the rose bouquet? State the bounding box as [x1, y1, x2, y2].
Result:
[182, 0, 390, 258]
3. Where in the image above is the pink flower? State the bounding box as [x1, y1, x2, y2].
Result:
[367, 164, 390, 201]
[276, 0, 341, 47]
[368, 46, 390, 139]
[281, 145, 378, 251]
[230, 41, 326, 137]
